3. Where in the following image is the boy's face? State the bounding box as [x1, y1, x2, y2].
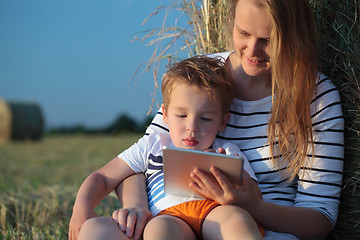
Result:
[162, 82, 229, 151]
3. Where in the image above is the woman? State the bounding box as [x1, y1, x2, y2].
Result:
[72, 0, 344, 239]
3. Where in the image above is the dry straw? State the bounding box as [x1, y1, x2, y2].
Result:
[0, 100, 44, 142]
[135, 0, 360, 238]
[0, 99, 12, 143]
[8, 102, 44, 140]
[0, 186, 121, 239]
[312, 0, 360, 238]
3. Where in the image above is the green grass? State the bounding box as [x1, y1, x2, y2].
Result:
[0, 134, 142, 239]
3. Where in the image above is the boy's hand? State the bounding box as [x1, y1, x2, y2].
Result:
[69, 208, 97, 240]
[112, 207, 152, 240]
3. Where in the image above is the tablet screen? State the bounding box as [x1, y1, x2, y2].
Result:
[162, 146, 244, 198]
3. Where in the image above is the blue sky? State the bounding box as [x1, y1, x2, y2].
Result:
[0, 0, 186, 129]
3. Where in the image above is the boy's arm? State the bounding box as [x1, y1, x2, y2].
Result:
[113, 173, 152, 240]
[69, 157, 135, 240]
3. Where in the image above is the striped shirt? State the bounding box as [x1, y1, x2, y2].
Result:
[144, 52, 344, 228]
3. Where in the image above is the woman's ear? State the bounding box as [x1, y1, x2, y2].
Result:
[162, 104, 169, 124]
[219, 113, 230, 131]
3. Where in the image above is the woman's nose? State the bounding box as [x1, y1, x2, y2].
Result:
[247, 38, 263, 57]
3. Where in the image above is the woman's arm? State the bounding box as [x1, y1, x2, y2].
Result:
[109, 113, 168, 238]
[251, 199, 332, 240]
[116, 173, 148, 209]
[191, 167, 332, 239]
[113, 173, 152, 240]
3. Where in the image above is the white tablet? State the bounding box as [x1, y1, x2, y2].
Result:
[162, 146, 244, 199]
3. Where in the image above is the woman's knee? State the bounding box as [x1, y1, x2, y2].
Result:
[78, 217, 127, 240]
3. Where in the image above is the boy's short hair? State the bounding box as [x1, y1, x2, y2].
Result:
[161, 56, 236, 115]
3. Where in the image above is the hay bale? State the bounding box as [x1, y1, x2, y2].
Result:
[6, 101, 44, 141]
[0, 99, 12, 143]
[312, 0, 360, 238]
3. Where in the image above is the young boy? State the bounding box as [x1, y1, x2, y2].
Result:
[70, 56, 262, 240]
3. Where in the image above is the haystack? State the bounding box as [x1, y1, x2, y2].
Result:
[0, 99, 12, 143]
[313, 1, 360, 238]
[0, 99, 44, 142]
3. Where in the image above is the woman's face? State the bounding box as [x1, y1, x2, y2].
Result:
[232, 0, 272, 78]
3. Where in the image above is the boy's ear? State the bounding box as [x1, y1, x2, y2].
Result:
[162, 104, 169, 124]
[219, 113, 230, 131]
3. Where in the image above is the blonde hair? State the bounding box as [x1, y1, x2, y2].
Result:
[230, 0, 318, 180]
[162, 56, 235, 116]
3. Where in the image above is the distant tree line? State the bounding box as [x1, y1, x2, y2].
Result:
[48, 113, 154, 135]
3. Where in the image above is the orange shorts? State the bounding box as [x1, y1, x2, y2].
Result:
[157, 200, 219, 239]
[157, 200, 265, 238]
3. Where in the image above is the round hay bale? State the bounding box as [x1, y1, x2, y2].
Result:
[0, 99, 12, 143]
[7, 101, 44, 140]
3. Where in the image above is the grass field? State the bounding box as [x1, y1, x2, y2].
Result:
[0, 134, 142, 240]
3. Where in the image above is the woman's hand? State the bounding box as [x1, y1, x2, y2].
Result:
[68, 207, 97, 240]
[205, 147, 226, 154]
[190, 167, 262, 212]
[112, 207, 152, 240]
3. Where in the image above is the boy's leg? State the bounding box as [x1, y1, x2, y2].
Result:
[78, 217, 131, 240]
[143, 215, 197, 240]
[202, 205, 263, 240]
